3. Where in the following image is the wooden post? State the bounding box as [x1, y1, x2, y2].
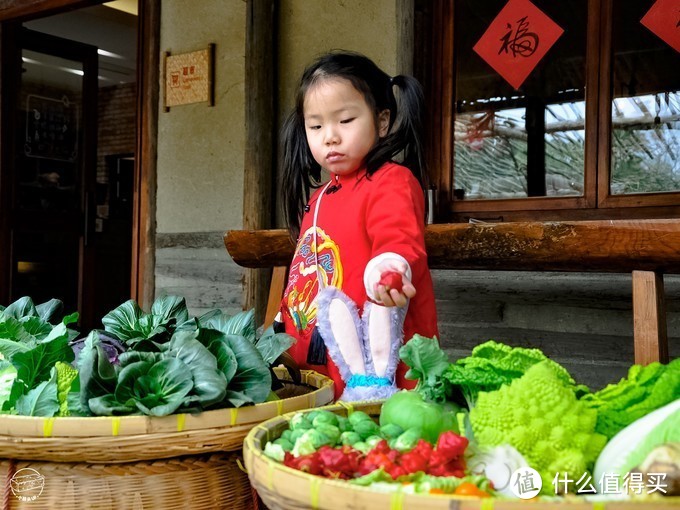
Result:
[632, 270, 669, 365]
[264, 266, 288, 328]
[243, 0, 277, 325]
[133, 0, 161, 310]
[526, 96, 546, 197]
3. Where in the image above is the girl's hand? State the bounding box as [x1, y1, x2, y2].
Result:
[373, 265, 416, 307]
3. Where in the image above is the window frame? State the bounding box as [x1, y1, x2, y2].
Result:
[416, 0, 680, 223]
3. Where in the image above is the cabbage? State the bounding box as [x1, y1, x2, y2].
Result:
[0, 361, 17, 408]
[593, 399, 680, 489]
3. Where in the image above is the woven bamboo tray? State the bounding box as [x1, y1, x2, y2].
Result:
[0, 369, 334, 510]
[1, 452, 250, 510]
[0, 368, 333, 463]
[243, 401, 680, 510]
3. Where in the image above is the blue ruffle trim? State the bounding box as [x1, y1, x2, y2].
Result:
[346, 374, 391, 388]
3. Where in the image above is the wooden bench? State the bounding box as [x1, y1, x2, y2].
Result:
[225, 219, 680, 366]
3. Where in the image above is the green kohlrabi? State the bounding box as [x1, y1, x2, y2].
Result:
[379, 335, 461, 444]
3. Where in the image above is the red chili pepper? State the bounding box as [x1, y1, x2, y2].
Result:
[283, 451, 323, 475]
[411, 439, 434, 459]
[385, 464, 408, 479]
[316, 446, 360, 478]
[358, 441, 403, 477]
[435, 431, 468, 461]
[372, 439, 392, 454]
[359, 451, 395, 476]
[430, 454, 467, 477]
[399, 450, 429, 474]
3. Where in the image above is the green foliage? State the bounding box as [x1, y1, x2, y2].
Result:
[15, 366, 59, 417]
[0, 297, 78, 416]
[399, 335, 451, 403]
[101, 295, 191, 347]
[443, 339, 584, 408]
[580, 358, 680, 439]
[78, 297, 294, 416]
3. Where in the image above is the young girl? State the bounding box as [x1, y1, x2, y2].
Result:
[276, 51, 438, 401]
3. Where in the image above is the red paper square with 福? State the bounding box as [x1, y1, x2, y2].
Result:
[473, 0, 564, 90]
[641, 0, 680, 54]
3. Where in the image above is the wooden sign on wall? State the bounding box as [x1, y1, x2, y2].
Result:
[163, 44, 215, 109]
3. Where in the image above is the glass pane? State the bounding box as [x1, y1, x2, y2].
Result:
[12, 46, 84, 312]
[12, 231, 80, 308]
[610, 2, 680, 195]
[453, 0, 587, 201]
[19, 49, 82, 212]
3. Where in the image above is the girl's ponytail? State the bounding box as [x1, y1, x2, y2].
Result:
[365, 74, 428, 189]
[281, 108, 321, 241]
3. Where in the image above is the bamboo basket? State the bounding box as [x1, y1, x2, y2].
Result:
[0, 369, 334, 509]
[243, 401, 680, 510]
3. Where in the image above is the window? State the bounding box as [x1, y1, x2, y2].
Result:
[415, 0, 680, 222]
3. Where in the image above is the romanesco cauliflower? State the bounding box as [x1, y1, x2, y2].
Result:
[55, 361, 78, 417]
[469, 361, 607, 495]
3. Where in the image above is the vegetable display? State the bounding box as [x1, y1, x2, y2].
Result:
[262, 334, 679, 502]
[264, 408, 489, 495]
[0, 295, 297, 417]
[3, 294, 678, 502]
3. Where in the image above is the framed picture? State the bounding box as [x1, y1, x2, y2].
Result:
[163, 44, 215, 109]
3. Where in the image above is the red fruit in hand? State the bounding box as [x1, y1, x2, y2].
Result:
[378, 271, 403, 292]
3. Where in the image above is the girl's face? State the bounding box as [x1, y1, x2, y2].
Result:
[303, 78, 389, 176]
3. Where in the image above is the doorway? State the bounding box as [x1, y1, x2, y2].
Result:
[0, 3, 138, 330]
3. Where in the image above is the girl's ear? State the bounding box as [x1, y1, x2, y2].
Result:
[377, 109, 390, 137]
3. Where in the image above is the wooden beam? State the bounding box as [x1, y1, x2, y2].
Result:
[225, 219, 680, 272]
[632, 270, 668, 365]
[242, 0, 277, 325]
[0, 0, 99, 22]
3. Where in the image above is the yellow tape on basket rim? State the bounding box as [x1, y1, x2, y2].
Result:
[310, 476, 322, 509]
[480, 498, 494, 510]
[111, 416, 121, 436]
[390, 490, 404, 510]
[336, 401, 354, 416]
[276, 399, 284, 416]
[267, 460, 275, 491]
[176, 413, 186, 432]
[230, 408, 238, 426]
[591, 503, 605, 510]
[42, 417, 55, 438]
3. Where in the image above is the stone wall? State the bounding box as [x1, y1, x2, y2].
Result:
[154, 232, 244, 317]
[434, 270, 680, 390]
